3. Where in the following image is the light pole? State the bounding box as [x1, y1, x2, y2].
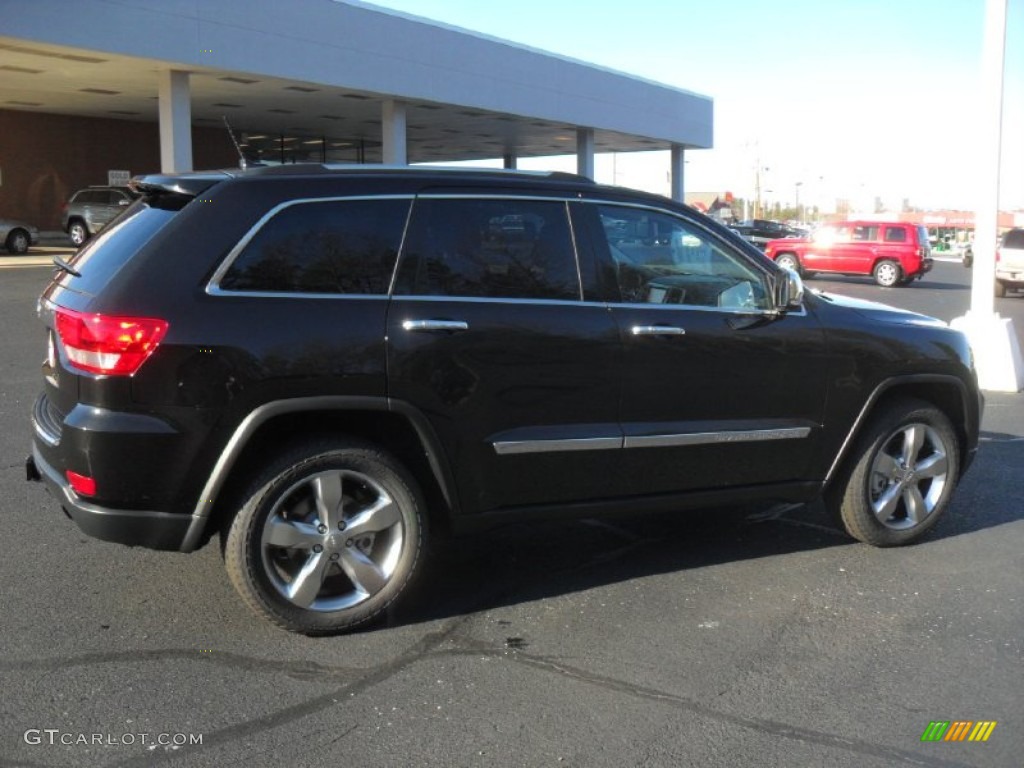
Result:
[950, 0, 1023, 391]
[795, 181, 803, 223]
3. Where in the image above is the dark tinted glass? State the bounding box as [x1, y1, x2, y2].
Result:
[75, 190, 106, 204]
[220, 199, 410, 294]
[394, 198, 579, 300]
[57, 201, 181, 294]
[1003, 229, 1024, 249]
[883, 227, 907, 243]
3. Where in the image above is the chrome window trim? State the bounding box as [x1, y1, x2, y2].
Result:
[624, 427, 811, 449]
[493, 436, 623, 455]
[205, 194, 415, 296]
[391, 295, 602, 307]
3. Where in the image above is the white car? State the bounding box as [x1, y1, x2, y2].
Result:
[996, 228, 1024, 297]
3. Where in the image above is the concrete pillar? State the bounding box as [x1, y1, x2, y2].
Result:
[158, 70, 192, 173]
[503, 152, 517, 170]
[382, 100, 407, 165]
[576, 128, 595, 180]
[670, 144, 686, 203]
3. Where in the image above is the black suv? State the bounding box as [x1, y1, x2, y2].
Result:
[729, 219, 801, 249]
[62, 186, 139, 246]
[27, 165, 982, 634]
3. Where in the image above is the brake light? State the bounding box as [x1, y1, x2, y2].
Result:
[54, 307, 168, 375]
[66, 470, 97, 497]
[996, 249, 1001, 264]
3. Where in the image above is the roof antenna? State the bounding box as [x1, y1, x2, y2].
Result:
[223, 116, 264, 169]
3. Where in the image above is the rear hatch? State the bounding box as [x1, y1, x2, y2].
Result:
[38, 172, 230, 429]
[998, 228, 1024, 270]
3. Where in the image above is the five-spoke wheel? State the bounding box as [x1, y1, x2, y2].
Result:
[224, 439, 425, 634]
[832, 398, 959, 546]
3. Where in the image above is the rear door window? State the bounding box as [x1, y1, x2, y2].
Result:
[883, 226, 907, 243]
[217, 198, 410, 295]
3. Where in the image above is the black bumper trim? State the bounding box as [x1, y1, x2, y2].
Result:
[31, 445, 195, 551]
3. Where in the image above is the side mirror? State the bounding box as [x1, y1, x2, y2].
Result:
[774, 267, 804, 311]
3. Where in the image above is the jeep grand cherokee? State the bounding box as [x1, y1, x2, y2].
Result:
[27, 165, 981, 634]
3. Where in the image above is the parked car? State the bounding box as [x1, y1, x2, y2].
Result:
[0, 216, 39, 254]
[27, 165, 981, 634]
[61, 186, 139, 246]
[728, 219, 800, 249]
[996, 228, 1024, 297]
[765, 221, 933, 287]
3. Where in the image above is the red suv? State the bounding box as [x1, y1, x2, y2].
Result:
[765, 221, 932, 287]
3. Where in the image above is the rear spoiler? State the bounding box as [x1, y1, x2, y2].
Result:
[129, 170, 237, 197]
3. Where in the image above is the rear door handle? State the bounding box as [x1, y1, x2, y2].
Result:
[631, 325, 686, 337]
[402, 319, 469, 332]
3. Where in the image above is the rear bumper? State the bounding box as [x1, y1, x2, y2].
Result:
[27, 446, 194, 551]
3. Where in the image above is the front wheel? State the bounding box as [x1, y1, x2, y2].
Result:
[224, 438, 426, 634]
[873, 259, 902, 287]
[831, 398, 959, 547]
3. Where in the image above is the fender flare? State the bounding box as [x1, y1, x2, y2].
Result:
[179, 395, 458, 552]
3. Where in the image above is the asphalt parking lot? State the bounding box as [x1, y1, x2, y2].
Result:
[0, 258, 1021, 767]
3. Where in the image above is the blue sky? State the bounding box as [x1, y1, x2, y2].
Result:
[362, 0, 1024, 212]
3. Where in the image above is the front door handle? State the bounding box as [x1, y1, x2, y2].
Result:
[402, 319, 469, 332]
[631, 325, 686, 337]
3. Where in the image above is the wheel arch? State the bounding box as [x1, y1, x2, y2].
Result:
[179, 396, 458, 552]
[823, 375, 977, 492]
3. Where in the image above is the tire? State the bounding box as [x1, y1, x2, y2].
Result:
[775, 253, 801, 275]
[873, 259, 902, 287]
[831, 398, 959, 547]
[995, 280, 1006, 298]
[5, 229, 30, 255]
[68, 221, 89, 247]
[223, 438, 426, 634]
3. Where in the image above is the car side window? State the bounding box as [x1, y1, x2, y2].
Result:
[218, 198, 410, 294]
[393, 198, 580, 300]
[884, 226, 907, 243]
[596, 204, 770, 310]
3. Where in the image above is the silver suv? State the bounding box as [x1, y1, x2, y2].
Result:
[61, 186, 138, 246]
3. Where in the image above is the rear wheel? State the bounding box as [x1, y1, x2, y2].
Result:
[995, 280, 1006, 298]
[223, 438, 426, 634]
[831, 398, 959, 547]
[873, 259, 902, 287]
[775, 253, 801, 275]
[5, 229, 29, 255]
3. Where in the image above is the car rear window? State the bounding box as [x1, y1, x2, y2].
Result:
[55, 198, 185, 295]
[1003, 229, 1024, 249]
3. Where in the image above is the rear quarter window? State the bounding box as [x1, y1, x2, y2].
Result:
[883, 227, 907, 243]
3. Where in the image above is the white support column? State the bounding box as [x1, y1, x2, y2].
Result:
[950, 0, 1023, 392]
[576, 128, 595, 180]
[670, 144, 686, 203]
[382, 100, 407, 165]
[158, 70, 192, 173]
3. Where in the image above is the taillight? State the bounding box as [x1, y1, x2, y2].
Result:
[54, 307, 168, 375]
[996, 249, 1002, 263]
